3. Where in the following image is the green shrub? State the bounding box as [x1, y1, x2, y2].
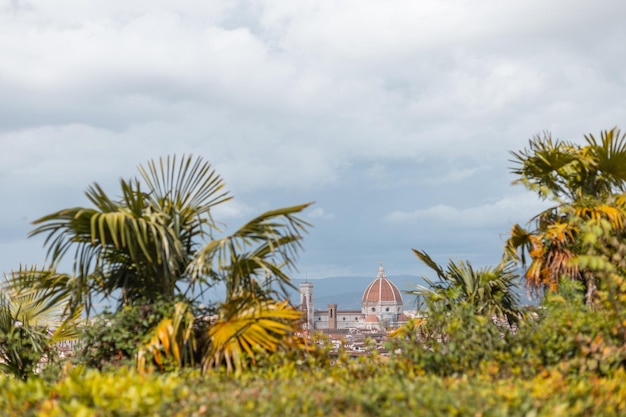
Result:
[1, 365, 625, 416]
[75, 300, 177, 371]
[389, 278, 626, 379]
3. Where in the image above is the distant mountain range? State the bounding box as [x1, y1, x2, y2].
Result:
[288, 275, 426, 311]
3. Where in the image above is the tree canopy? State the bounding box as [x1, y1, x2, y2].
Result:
[506, 128, 626, 304]
[28, 154, 312, 314]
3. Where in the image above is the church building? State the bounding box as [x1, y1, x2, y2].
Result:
[299, 263, 408, 331]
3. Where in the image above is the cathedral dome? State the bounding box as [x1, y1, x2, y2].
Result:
[362, 263, 403, 304]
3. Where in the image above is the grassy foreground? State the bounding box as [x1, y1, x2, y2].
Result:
[1, 363, 625, 417]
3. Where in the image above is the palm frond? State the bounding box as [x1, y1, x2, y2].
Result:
[190, 203, 313, 300]
[585, 128, 626, 194]
[412, 249, 446, 280]
[201, 296, 301, 374]
[30, 176, 190, 309]
[412, 250, 522, 324]
[509, 132, 580, 200]
[0, 267, 81, 379]
[138, 154, 232, 220]
[4, 266, 78, 324]
[504, 224, 533, 264]
[572, 203, 626, 230]
[137, 301, 196, 373]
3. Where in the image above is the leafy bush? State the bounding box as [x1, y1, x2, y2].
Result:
[75, 300, 177, 370]
[1, 364, 626, 416]
[389, 302, 526, 378]
[389, 278, 626, 379]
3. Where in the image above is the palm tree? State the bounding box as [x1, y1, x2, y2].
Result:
[0, 266, 80, 379]
[26, 155, 312, 373]
[506, 128, 626, 304]
[409, 249, 522, 325]
[29, 155, 312, 314]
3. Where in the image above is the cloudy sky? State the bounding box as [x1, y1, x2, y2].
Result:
[1, 0, 625, 281]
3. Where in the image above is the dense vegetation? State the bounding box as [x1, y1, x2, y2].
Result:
[2, 283, 626, 416]
[2, 130, 626, 415]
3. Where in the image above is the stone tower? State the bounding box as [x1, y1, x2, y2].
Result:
[299, 282, 314, 330]
[328, 304, 338, 330]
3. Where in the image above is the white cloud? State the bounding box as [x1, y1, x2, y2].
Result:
[385, 193, 553, 229]
[0, 0, 625, 275]
[210, 199, 255, 221]
[307, 208, 334, 220]
[422, 167, 485, 186]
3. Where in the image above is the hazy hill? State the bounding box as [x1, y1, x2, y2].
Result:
[288, 275, 425, 311]
[287, 273, 535, 310]
[202, 273, 534, 311]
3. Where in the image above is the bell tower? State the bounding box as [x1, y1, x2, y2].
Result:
[328, 304, 338, 330]
[299, 282, 315, 330]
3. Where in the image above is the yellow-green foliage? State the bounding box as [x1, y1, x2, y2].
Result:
[137, 302, 196, 373]
[201, 297, 302, 374]
[3, 279, 626, 416]
[1, 365, 626, 416]
[0, 367, 182, 417]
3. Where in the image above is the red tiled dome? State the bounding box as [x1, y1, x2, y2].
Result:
[365, 314, 379, 323]
[362, 263, 403, 304]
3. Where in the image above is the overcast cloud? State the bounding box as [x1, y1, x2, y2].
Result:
[1, 0, 625, 281]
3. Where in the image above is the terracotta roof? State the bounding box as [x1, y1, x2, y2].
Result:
[361, 263, 403, 304]
[365, 314, 379, 323]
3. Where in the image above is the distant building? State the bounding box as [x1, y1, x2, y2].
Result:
[299, 262, 408, 331]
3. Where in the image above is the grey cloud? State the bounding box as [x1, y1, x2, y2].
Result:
[1, 1, 625, 277]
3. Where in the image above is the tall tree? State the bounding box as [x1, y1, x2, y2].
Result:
[505, 128, 626, 304]
[29, 155, 311, 314]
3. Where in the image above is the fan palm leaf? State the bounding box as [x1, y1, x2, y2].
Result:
[201, 295, 301, 374]
[410, 250, 521, 324]
[509, 133, 581, 200]
[583, 128, 626, 195]
[139, 154, 231, 220]
[29, 155, 238, 311]
[137, 301, 196, 373]
[189, 203, 312, 300]
[0, 267, 80, 379]
[30, 182, 183, 310]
